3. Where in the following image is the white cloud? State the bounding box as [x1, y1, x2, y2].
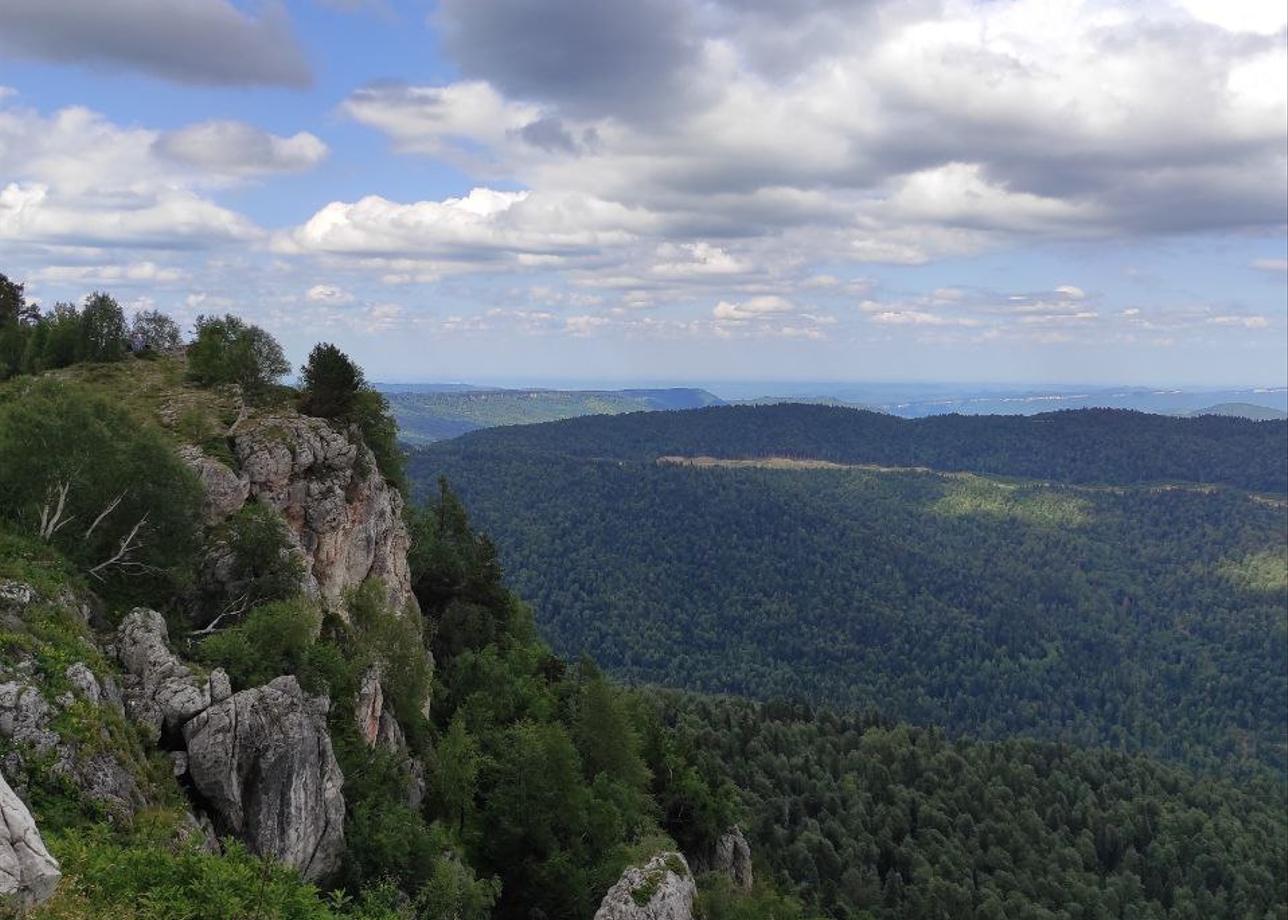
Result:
[713, 295, 795, 320]
[154, 121, 328, 176]
[306, 284, 354, 304]
[1252, 258, 1288, 272]
[28, 261, 185, 284]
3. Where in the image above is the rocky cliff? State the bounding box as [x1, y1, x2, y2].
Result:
[593, 852, 697, 920]
[0, 767, 61, 909]
[184, 412, 416, 620]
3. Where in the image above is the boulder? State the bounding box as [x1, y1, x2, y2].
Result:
[116, 608, 210, 740]
[0, 682, 58, 753]
[712, 826, 753, 891]
[594, 852, 696, 920]
[64, 662, 101, 705]
[0, 767, 60, 908]
[178, 446, 251, 524]
[232, 415, 417, 617]
[182, 675, 344, 881]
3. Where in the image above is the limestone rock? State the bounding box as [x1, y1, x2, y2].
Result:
[0, 682, 58, 753]
[178, 446, 250, 524]
[0, 767, 61, 908]
[116, 608, 210, 740]
[182, 675, 344, 881]
[594, 852, 696, 920]
[65, 662, 101, 705]
[232, 415, 417, 617]
[355, 666, 384, 747]
[712, 826, 753, 891]
[0, 580, 36, 612]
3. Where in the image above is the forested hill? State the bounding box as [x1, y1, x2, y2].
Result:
[428, 403, 1288, 492]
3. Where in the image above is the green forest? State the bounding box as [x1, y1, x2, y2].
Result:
[410, 412, 1288, 775]
[415, 403, 1288, 492]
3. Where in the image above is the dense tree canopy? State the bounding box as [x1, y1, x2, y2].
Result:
[412, 414, 1288, 774]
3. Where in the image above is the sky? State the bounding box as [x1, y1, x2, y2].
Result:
[0, 0, 1284, 386]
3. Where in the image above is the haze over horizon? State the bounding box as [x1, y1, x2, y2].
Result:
[1, 0, 1285, 385]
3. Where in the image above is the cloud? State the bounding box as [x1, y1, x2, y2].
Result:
[28, 262, 185, 284]
[713, 295, 795, 320]
[275, 187, 651, 265]
[154, 121, 327, 176]
[1252, 258, 1288, 272]
[434, 0, 703, 120]
[0, 101, 261, 251]
[0, 0, 310, 87]
[306, 284, 354, 304]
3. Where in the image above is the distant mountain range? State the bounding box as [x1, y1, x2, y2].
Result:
[381, 386, 723, 444]
[378, 380, 1287, 445]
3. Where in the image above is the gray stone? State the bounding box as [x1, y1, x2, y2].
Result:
[712, 826, 753, 891]
[116, 608, 210, 738]
[0, 767, 61, 908]
[207, 669, 232, 704]
[182, 675, 345, 881]
[0, 682, 58, 753]
[594, 852, 696, 920]
[355, 666, 383, 748]
[65, 662, 102, 705]
[232, 415, 418, 618]
[0, 581, 36, 612]
[178, 445, 251, 524]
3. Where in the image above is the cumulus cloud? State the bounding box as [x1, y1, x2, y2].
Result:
[434, 0, 704, 120]
[275, 188, 651, 265]
[0, 101, 262, 251]
[341, 0, 1285, 266]
[28, 262, 186, 284]
[1252, 258, 1288, 272]
[154, 121, 328, 176]
[0, 0, 311, 87]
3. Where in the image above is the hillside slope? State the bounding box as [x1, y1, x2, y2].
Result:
[411, 407, 1288, 774]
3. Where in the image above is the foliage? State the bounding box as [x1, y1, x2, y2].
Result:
[186, 313, 289, 396]
[29, 822, 407, 920]
[128, 310, 182, 355]
[211, 502, 307, 614]
[655, 692, 1288, 920]
[412, 437, 1288, 774]
[0, 378, 202, 603]
[196, 596, 320, 690]
[418, 402, 1288, 492]
[300, 343, 366, 420]
[76, 293, 128, 364]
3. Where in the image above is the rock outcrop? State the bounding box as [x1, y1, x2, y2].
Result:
[711, 826, 753, 891]
[178, 446, 251, 524]
[1, 767, 61, 908]
[594, 852, 696, 920]
[182, 675, 345, 881]
[115, 611, 346, 880]
[228, 415, 416, 617]
[116, 608, 212, 741]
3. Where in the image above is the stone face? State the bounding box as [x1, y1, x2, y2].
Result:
[182, 675, 345, 881]
[65, 662, 102, 705]
[116, 608, 210, 739]
[594, 852, 696, 920]
[355, 666, 384, 748]
[178, 446, 251, 524]
[0, 682, 58, 753]
[712, 826, 753, 891]
[0, 767, 61, 908]
[231, 415, 417, 617]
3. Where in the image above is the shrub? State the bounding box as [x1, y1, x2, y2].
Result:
[186, 314, 289, 397]
[0, 378, 202, 603]
[76, 292, 128, 363]
[196, 596, 320, 690]
[216, 503, 306, 611]
[129, 310, 182, 355]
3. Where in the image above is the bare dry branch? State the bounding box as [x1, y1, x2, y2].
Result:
[83, 493, 124, 539]
[88, 513, 149, 580]
[37, 481, 74, 541]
